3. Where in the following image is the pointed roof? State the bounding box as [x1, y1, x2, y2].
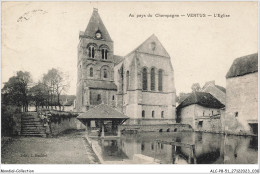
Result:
[127, 34, 170, 58]
[84, 8, 112, 42]
[77, 104, 129, 120]
[113, 55, 124, 65]
[202, 81, 226, 93]
[215, 85, 226, 93]
[177, 92, 225, 110]
[226, 53, 258, 78]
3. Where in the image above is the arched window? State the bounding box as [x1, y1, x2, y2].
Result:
[142, 110, 145, 118]
[126, 71, 130, 90]
[151, 143, 154, 150]
[142, 68, 148, 90]
[158, 69, 163, 91]
[152, 111, 154, 118]
[103, 69, 108, 78]
[161, 111, 164, 118]
[151, 68, 155, 91]
[88, 45, 95, 58]
[141, 143, 145, 151]
[112, 95, 115, 100]
[97, 94, 101, 104]
[90, 67, 93, 77]
[102, 49, 108, 60]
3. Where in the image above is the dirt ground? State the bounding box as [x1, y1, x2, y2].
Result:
[1, 130, 100, 164]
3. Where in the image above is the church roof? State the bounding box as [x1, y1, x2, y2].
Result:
[215, 85, 226, 93]
[177, 92, 225, 110]
[85, 80, 117, 90]
[113, 55, 124, 65]
[77, 104, 129, 120]
[84, 8, 112, 42]
[226, 53, 258, 78]
[127, 34, 170, 58]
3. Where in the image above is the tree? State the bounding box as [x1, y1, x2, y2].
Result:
[191, 83, 201, 92]
[43, 68, 70, 110]
[176, 92, 190, 104]
[29, 82, 49, 111]
[2, 71, 32, 112]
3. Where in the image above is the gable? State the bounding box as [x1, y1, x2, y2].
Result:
[128, 34, 170, 58]
[177, 92, 225, 110]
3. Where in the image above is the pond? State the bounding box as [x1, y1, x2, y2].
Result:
[97, 132, 258, 164]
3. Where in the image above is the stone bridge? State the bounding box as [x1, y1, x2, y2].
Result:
[119, 124, 193, 133]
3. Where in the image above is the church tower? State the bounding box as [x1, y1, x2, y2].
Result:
[76, 8, 117, 112]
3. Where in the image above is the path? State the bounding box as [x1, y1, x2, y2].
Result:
[1, 130, 99, 164]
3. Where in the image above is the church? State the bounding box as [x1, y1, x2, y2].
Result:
[76, 8, 176, 125]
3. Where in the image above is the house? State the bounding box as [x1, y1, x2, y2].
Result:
[176, 92, 225, 133]
[201, 81, 226, 105]
[225, 53, 258, 135]
[76, 8, 176, 125]
[61, 98, 74, 112]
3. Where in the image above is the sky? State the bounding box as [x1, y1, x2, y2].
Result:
[1, 2, 258, 95]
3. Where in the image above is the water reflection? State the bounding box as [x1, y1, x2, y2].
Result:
[97, 132, 258, 164]
[98, 139, 128, 161]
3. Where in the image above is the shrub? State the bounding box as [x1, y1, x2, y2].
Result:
[1, 105, 21, 136]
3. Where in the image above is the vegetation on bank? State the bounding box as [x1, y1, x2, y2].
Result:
[1, 68, 70, 136]
[2, 68, 70, 112]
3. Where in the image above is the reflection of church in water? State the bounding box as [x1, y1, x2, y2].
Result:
[76, 8, 176, 125]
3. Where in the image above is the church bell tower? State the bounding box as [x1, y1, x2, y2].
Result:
[76, 8, 117, 112]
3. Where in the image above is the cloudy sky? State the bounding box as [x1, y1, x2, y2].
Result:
[2, 2, 258, 95]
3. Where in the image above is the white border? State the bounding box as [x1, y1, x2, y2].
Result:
[0, 0, 259, 173]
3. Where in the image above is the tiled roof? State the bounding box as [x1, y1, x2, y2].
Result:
[177, 92, 225, 110]
[85, 80, 117, 90]
[215, 85, 226, 93]
[226, 53, 258, 78]
[83, 9, 112, 42]
[113, 55, 124, 65]
[77, 104, 129, 120]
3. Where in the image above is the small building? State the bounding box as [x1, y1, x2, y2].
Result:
[201, 81, 226, 105]
[176, 92, 225, 133]
[77, 104, 129, 138]
[61, 98, 74, 112]
[225, 53, 258, 135]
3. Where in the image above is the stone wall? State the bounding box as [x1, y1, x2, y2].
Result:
[225, 72, 258, 135]
[195, 116, 223, 133]
[76, 32, 115, 112]
[177, 104, 196, 128]
[114, 38, 176, 125]
[87, 89, 117, 107]
[119, 124, 192, 133]
[178, 104, 223, 133]
[12, 113, 22, 135]
[124, 119, 175, 125]
[50, 117, 86, 135]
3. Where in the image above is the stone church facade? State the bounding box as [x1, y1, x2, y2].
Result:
[76, 9, 176, 124]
